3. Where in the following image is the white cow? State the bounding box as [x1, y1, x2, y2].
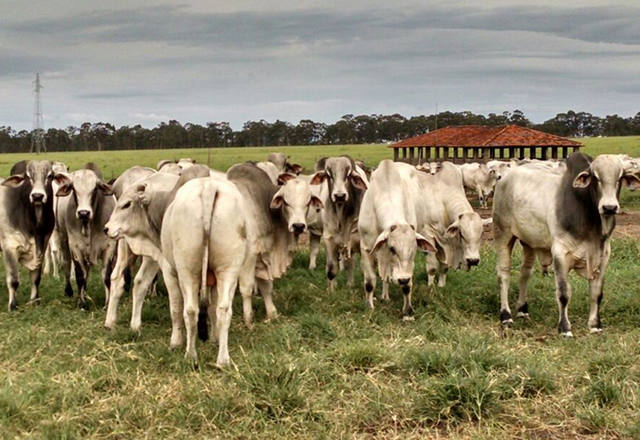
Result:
[358, 160, 436, 318]
[458, 163, 497, 208]
[56, 165, 116, 308]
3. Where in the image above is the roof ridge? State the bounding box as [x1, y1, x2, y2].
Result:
[482, 125, 510, 146]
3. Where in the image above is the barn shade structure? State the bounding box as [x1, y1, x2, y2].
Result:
[390, 125, 583, 164]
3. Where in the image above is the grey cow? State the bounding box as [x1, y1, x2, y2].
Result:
[310, 156, 368, 289]
[0, 160, 70, 309]
[493, 152, 639, 335]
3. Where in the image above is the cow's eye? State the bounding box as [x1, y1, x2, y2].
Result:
[122, 201, 131, 209]
[389, 246, 396, 255]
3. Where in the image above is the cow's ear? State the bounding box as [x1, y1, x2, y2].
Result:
[445, 221, 460, 238]
[371, 230, 389, 254]
[622, 173, 640, 189]
[270, 194, 284, 210]
[53, 173, 71, 186]
[309, 195, 324, 209]
[573, 170, 592, 188]
[349, 172, 368, 190]
[287, 163, 303, 175]
[157, 160, 173, 170]
[97, 181, 114, 196]
[416, 233, 436, 253]
[56, 183, 74, 197]
[276, 173, 296, 185]
[2, 175, 25, 188]
[310, 171, 328, 185]
[135, 183, 151, 206]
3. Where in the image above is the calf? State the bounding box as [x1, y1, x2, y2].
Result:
[458, 163, 497, 208]
[56, 164, 116, 308]
[358, 160, 435, 318]
[311, 156, 368, 288]
[493, 153, 639, 335]
[0, 160, 70, 309]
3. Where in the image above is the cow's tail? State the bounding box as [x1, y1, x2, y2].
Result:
[197, 181, 218, 342]
[200, 182, 218, 307]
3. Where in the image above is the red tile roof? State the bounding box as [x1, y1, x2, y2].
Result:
[390, 125, 582, 148]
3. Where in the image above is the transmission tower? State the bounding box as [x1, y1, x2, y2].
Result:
[31, 73, 46, 153]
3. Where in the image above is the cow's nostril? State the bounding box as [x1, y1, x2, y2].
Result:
[602, 204, 618, 214]
[466, 258, 480, 267]
[292, 223, 305, 233]
[31, 193, 44, 202]
[78, 210, 90, 219]
[398, 277, 410, 285]
[334, 193, 346, 202]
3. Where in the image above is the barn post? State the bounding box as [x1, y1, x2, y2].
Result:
[393, 148, 398, 161]
[425, 146, 431, 161]
[551, 146, 558, 159]
[443, 147, 449, 161]
[562, 147, 568, 158]
[409, 147, 415, 163]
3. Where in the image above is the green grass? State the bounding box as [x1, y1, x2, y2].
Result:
[1, 137, 640, 438]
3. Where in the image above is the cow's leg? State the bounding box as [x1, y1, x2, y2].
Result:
[553, 254, 573, 337]
[378, 256, 390, 301]
[43, 245, 52, 277]
[28, 268, 42, 304]
[238, 258, 256, 329]
[257, 278, 278, 321]
[437, 264, 448, 288]
[177, 270, 200, 367]
[4, 250, 20, 311]
[130, 257, 160, 333]
[496, 235, 516, 325]
[477, 185, 486, 209]
[162, 266, 184, 349]
[105, 240, 131, 329]
[59, 236, 73, 298]
[516, 243, 535, 318]
[214, 271, 238, 368]
[588, 244, 609, 334]
[324, 237, 339, 291]
[345, 254, 355, 288]
[309, 233, 321, 270]
[426, 252, 438, 287]
[74, 259, 89, 309]
[401, 280, 414, 320]
[360, 245, 377, 309]
[51, 243, 60, 280]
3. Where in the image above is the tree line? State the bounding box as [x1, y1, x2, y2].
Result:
[1, 110, 640, 153]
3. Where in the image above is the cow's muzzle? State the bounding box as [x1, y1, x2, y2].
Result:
[291, 223, 306, 236]
[466, 258, 480, 268]
[601, 204, 619, 216]
[30, 192, 45, 205]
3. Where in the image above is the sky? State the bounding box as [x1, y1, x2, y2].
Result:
[1, 0, 640, 131]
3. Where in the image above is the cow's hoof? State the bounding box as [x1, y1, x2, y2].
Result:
[516, 312, 529, 319]
[402, 314, 415, 322]
[265, 312, 279, 322]
[500, 309, 512, 325]
[27, 297, 41, 306]
[78, 300, 88, 310]
[8, 301, 17, 311]
[589, 327, 603, 334]
[560, 331, 573, 338]
[64, 285, 74, 297]
[103, 323, 114, 331]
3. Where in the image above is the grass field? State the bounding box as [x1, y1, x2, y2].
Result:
[2, 137, 640, 438]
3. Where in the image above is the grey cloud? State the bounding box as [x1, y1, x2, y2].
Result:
[0, 52, 64, 77]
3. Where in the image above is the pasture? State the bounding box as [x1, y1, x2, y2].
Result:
[1, 136, 640, 438]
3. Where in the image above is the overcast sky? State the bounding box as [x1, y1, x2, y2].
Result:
[2, 0, 640, 130]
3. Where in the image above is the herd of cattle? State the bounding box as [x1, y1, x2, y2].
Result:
[0, 152, 638, 368]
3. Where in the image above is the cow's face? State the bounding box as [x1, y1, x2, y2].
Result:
[310, 157, 367, 205]
[481, 169, 498, 198]
[57, 169, 112, 224]
[104, 184, 150, 240]
[573, 154, 640, 216]
[2, 160, 69, 207]
[270, 175, 323, 236]
[446, 212, 485, 269]
[372, 224, 435, 288]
